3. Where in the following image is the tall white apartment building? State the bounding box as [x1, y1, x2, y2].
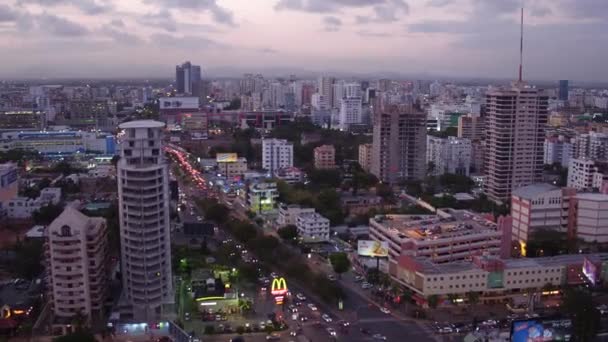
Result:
[484, 83, 548, 203]
[311, 93, 329, 110]
[576, 193, 608, 243]
[262, 138, 293, 174]
[358, 143, 373, 173]
[544, 135, 575, 168]
[277, 204, 315, 227]
[46, 207, 108, 333]
[574, 132, 608, 160]
[117, 120, 173, 321]
[339, 97, 363, 131]
[296, 212, 330, 243]
[332, 81, 345, 109]
[510, 184, 576, 243]
[344, 82, 361, 98]
[567, 158, 597, 190]
[426, 136, 472, 176]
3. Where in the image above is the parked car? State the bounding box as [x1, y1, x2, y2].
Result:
[380, 307, 391, 314]
[307, 303, 318, 311]
[322, 314, 332, 323]
[373, 334, 387, 340]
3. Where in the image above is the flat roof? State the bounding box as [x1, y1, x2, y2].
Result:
[576, 193, 608, 201]
[372, 210, 499, 243]
[119, 120, 165, 129]
[512, 183, 559, 200]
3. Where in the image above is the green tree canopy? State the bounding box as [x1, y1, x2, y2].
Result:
[32, 203, 64, 225]
[329, 252, 351, 278]
[562, 287, 600, 341]
[277, 225, 298, 241]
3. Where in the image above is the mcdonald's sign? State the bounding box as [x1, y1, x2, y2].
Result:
[271, 277, 288, 297]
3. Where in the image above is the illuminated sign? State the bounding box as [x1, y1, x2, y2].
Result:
[357, 240, 389, 258]
[519, 240, 527, 257]
[583, 257, 597, 285]
[217, 153, 238, 163]
[0, 305, 10, 319]
[271, 277, 288, 305]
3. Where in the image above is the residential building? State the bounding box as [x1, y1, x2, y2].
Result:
[262, 138, 293, 174]
[471, 140, 485, 174]
[217, 157, 247, 179]
[313, 145, 336, 170]
[575, 193, 608, 243]
[574, 132, 608, 160]
[457, 115, 485, 140]
[426, 136, 472, 176]
[273, 167, 305, 184]
[0, 109, 45, 130]
[567, 158, 597, 190]
[544, 135, 574, 168]
[317, 77, 335, 111]
[247, 182, 278, 214]
[369, 210, 502, 273]
[484, 83, 548, 203]
[344, 82, 361, 98]
[0, 163, 18, 202]
[510, 184, 577, 243]
[358, 143, 373, 173]
[181, 112, 208, 133]
[117, 120, 173, 321]
[338, 97, 363, 131]
[277, 204, 315, 227]
[296, 212, 330, 243]
[5, 187, 62, 219]
[558, 80, 569, 102]
[176, 61, 202, 97]
[60, 100, 111, 128]
[46, 207, 108, 333]
[371, 104, 427, 184]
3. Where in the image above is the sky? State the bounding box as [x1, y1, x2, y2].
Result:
[0, 0, 607, 81]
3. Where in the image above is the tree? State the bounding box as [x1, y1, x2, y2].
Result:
[277, 225, 298, 241]
[438, 173, 475, 193]
[466, 291, 480, 305]
[202, 201, 230, 224]
[10, 239, 44, 279]
[563, 287, 600, 342]
[329, 252, 351, 279]
[32, 203, 64, 225]
[376, 184, 393, 200]
[427, 295, 439, 309]
[52, 331, 95, 342]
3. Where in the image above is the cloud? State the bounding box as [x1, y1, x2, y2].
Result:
[37, 13, 89, 36]
[323, 16, 342, 31]
[149, 33, 228, 50]
[556, 0, 608, 20]
[275, 0, 387, 13]
[138, 9, 177, 32]
[356, 30, 391, 37]
[355, 0, 409, 24]
[425, 0, 452, 7]
[110, 18, 125, 27]
[102, 26, 142, 44]
[17, 0, 112, 15]
[0, 4, 19, 22]
[144, 0, 236, 26]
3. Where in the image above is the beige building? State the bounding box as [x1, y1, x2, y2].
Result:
[46, 207, 108, 334]
[313, 144, 336, 169]
[457, 115, 485, 141]
[484, 83, 548, 203]
[358, 143, 373, 173]
[371, 104, 427, 184]
[217, 157, 248, 178]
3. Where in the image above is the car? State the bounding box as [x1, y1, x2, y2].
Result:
[271, 272, 278, 278]
[338, 320, 350, 327]
[307, 303, 318, 311]
[296, 293, 306, 301]
[372, 333, 387, 340]
[380, 307, 391, 314]
[360, 328, 371, 335]
[196, 216, 203, 221]
[321, 314, 332, 323]
[361, 282, 373, 289]
[598, 305, 608, 315]
[299, 315, 309, 322]
[266, 333, 281, 340]
[326, 327, 337, 336]
[354, 275, 364, 282]
[328, 274, 337, 281]
[290, 330, 298, 336]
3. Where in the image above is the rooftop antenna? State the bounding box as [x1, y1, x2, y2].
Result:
[518, 7, 524, 82]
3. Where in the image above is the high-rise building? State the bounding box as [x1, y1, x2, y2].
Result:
[313, 145, 336, 170]
[46, 207, 109, 332]
[484, 83, 548, 203]
[567, 157, 597, 190]
[317, 76, 335, 110]
[426, 136, 472, 176]
[544, 135, 574, 168]
[262, 138, 293, 174]
[558, 80, 569, 102]
[117, 120, 173, 321]
[358, 143, 373, 173]
[176, 61, 202, 97]
[338, 97, 362, 131]
[457, 115, 485, 140]
[371, 104, 427, 184]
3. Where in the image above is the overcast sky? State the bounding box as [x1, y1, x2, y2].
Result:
[0, 0, 606, 81]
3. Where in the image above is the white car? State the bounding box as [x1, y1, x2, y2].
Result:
[296, 293, 306, 301]
[373, 334, 387, 340]
[361, 282, 373, 289]
[326, 327, 337, 336]
[380, 307, 391, 314]
[321, 314, 332, 323]
[328, 274, 336, 281]
[307, 303, 317, 311]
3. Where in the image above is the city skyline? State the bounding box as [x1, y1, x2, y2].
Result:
[0, 0, 607, 81]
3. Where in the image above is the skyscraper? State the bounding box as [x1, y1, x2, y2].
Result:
[558, 80, 569, 101]
[117, 120, 173, 321]
[371, 104, 427, 184]
[484, 84, 548, 203]
[176, 61, 202, 97]
[317, 76, 335, 110]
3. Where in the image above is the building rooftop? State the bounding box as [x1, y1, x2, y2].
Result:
[512, 183, 560, 200]
[119, 120, 165, 129]
[371, 209, 498, 243]
[576, 193, 608, 201]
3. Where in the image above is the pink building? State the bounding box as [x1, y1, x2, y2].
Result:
[314, 145, 336, 170]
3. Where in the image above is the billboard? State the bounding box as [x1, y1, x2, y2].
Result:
[357, 240, 389, 258]
[583, 257, 598, 285]
[216, 153, 238, 163]
[159, 97, 200, 110]
[511, 318, 572, 342]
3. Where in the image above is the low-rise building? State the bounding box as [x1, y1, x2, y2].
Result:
[45, 207, 108, 334]
[5, 187, 62, 219]
[369, 210, 502, 273]
[277, 204, 315, 227]
[247, 182, 278, 214]
[0, 163, 18, 202]
[296, 212, 330, 243]
[544, 135, 574, 168]
[0, 131, 116, 156]
[313, 145, 336, 170]
[273, 166, 305, 184]
[358, 143, 373, 173]
[567, 158, 597, 190]
[217, 157, 248, 179]
[575, 193, 608, 243]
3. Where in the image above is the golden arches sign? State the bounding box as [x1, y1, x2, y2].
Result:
[271, 277, 287, 296]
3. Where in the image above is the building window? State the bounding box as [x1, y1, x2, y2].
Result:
[61, 225, 71, 237]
